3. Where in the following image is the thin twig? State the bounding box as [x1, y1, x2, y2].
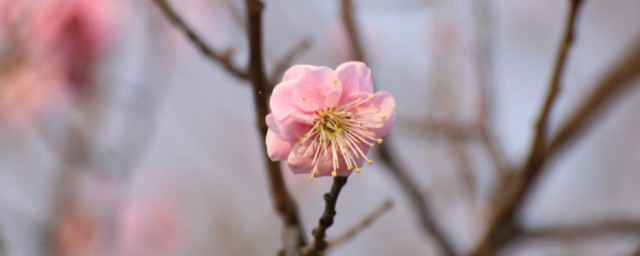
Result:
[151, 0, 249, 79]
[340, 0, 366, 62]
[632, 244, 640, 256]
[472, 0, 508, 179]
[327, 199, 394, 250]
[269, 38, 312, 88]
[301, 177, 349, 256]
[470, 1, 586, 255]
[244, 0, 307, 254]
[378, 145, 456, 256]
[517, 220, 640, 241]
[220, 0, 245, 29]
[339, 0, 457, 255]
[547, 37, 640, 159]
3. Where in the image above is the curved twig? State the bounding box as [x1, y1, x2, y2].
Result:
[302, 177, 349, 256]
[151, 0, 249, 79]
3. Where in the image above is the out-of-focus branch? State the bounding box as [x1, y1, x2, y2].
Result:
[517, 220, 640, 241]
[220, 0, 245, 29]
[378, 145, 456, 256]
[547, 37, 640, 159]
[244, 1, 307, 255]
[269, 38, 312, 88]
[151, 0, 249, 79]
[301, 177, 349, 256]
[470, 1, 586, 255]
[632, 244, 640, 256]
[340, 0, 366, 62]
[327, 199, 394, 250]
[0, 234, 5, 256]
[471, 0, 508, 180]
[339, 0, 456, 255]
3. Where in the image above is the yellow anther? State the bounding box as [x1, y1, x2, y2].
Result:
[331, 171, 337, 177]
[355, 168, 361, 174]
[377, 138, 383, 144]
[374, 108, 380, 113]
[309, 174, 314, 180]
[367, 159, 373, 164]
[332, 78, 338, 84]
[356, 98, 362, 104]
[367, 95, 374, 100]
[381, 114, 388, 120]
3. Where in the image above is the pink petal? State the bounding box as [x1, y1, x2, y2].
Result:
[288, 65, 343, 112]
[266, 113, 311, 142]
[287, 143, 323, 175]
[335, 62, 373, 104]
[266, 130, 293, 161]
[286, 141, 371, 177]
[282, 65, 315, 81]
[357, 91, 396, 138]
[269, 79, 299, 121]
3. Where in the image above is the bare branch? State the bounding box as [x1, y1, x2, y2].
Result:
[269, 38, 312, 88]
[632, 244, 640, 256]
[546, 37, 640, 159]
[471, 0, 509, 179]
[151, 0, 249, 79]
[302, 177, 349, 256]
[219, 0, 245, 29]
[340, 0, 366, 62]
[517, 220, 640, 241]
[327, 199, 394, 250]
[244, 0, 307, 254]
[338, 0, 456, 255]
[470, 1, 586, 255]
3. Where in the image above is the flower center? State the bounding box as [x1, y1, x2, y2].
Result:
[299, 96, 385, 179]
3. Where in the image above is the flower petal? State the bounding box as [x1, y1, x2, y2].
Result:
[288, 65, 343, 112]
[270, 79, 298, 121]
[266, 130, 293, 161]
[357, 91, 396, 138]
[282, 65, 315, 81]
[266, 113, 310, 143]
[336, 62, 373, 104]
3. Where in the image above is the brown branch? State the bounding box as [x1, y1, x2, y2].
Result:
[546, 37, 640, 159]
[244, 0, 307, 254]
[340, 0, 366, 62]
[151, 0, 249, 79]
[339, 0, 456, 255]
[301, 177, 349, 256]
[470, 1, 586, 255]
[471, 0, 509, 179]
[378, 145, 457, 256]
[632, 244, 640, 256]
[327, 199, 394, 250]
[269, 38, 312, 88]
[517, 220, 640, 241]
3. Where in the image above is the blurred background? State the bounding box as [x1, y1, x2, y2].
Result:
[1, 0, 640, 255]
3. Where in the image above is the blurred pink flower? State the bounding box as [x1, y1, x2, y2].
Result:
[0, 60, 68, 128]
[266, 62, 396, 178]
[25, 0, 122, 89]
[54, 205, 102, 256]
[116, 189, 185, 256]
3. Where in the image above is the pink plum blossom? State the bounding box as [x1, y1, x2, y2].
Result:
[28, 0, 122, 89]
[0, 59, 68, 128]
[266, 62, 396, 178]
